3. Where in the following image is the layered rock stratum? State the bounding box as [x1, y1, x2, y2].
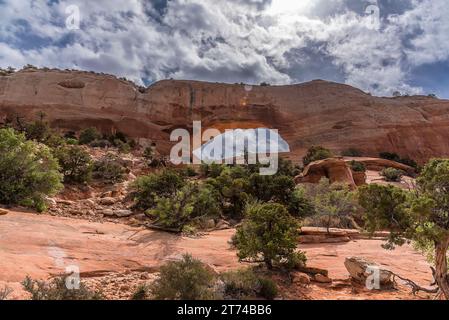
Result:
[1, 69, 449, 163]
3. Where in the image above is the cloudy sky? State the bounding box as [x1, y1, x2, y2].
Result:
[0, 0, 448, 97]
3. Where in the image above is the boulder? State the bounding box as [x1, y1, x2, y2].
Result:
[98, 197, 117, 205]
[215, 220, 231, 230]
[293, 272, 311, 285]
[296, 266, 329, 277]
[313, 274, 332, 284]
[101, 209, 114, 216]
[295, 158, 356, 189]
[114, 210, 133, 218]
[204, 218, 216, 229]
[344, 257, 393, 287]
[101, 209, 132, 217]
[0, 208, 8, 216]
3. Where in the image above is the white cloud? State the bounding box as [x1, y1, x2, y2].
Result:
[0, 0, 447, 96]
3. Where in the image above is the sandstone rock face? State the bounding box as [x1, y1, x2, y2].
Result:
[1, 69, 449, 162]
[295, 158, 357, 188]
[344, 157, 414, 174]
[344, 257, 393, 288]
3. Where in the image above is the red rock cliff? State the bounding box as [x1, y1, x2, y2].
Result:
[1, 69, 449, 163]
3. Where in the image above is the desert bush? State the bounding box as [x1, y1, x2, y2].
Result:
[249, 173, 295, 204]
[398, 157, 418, 170]
[24, 120, 51, 142]
[379, 152, 418, 169]
[341, 148, 363, 157]
[220, 268, 278, 300]
[115, 139, 131, 154]
[65, 138, 79, 145]
[92, 154, 128, 184]
[148, 183, 221, 231]
[0, 128, 63, 211]
[150, 254, 216, 300]
[89, 139, 112, 148]
[349, 160, 366, 172]
[182, 166, 198, 177]
[206, 166, 251, 219]
[303, 178, 359, 231]
[381, 167, 404, 182]
[379, 152, 401, 162]
[22, 275, 102, 300]
[54, 145, 92, 184]
[0, 285, 12, 300]
[79, 127, 101, 145]
[303, 146, 333, 166]
[287, 187, 316, 218]
[234, 202, 302, 269]
[200, 162, 226, 178]
[130, 284, 150, 300]
[131, 170, 186, 210]
[143, 146, 154, 161]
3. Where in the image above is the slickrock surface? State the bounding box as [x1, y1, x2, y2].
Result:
[1, 69, 449, 162]
[0, 209, 433, 300]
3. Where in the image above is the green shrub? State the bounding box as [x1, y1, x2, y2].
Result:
[148, 183, 221, 231]
[22, 276, 102, 300]
[379, 152, 401, 162]
[258, 277, 278, 300]
[92, 154, 127, 184]
[150, 254, 216, 300]
[65, 138, 79, 145]
[54, 146, 92, 184]
[249, 173, 295, 204]
[342, 148, 363, 157]
[287, 187, 316, 218]
[379, 152, 418, 169]
[183, 166, 198, 177]
[130, 284, 150, 300]
[302, 178, 359, 231]
[303, 146, 333, 166]
[25, 120, 51, 142]
[381, 167, 404, 182]
[206, 166, 251, 219]
[398, 157, 418, 170]
[0, 128, 63, 211]
[79, 127, 101, 145]
[131, 170, 186, 210]
[234, 202, 301, 269]
[200, 162, 226, 178]
[89, 139, 112, 148]
[143, 146, 154, 162]
[114, 139, 131, 154]
[220, 268, 278, 300]
[350, 160, 366, 172]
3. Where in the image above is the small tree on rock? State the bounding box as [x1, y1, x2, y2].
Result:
[234, 202, 303, 269]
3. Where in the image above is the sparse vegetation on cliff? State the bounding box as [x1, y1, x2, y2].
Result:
[303, 146, 333, 166]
